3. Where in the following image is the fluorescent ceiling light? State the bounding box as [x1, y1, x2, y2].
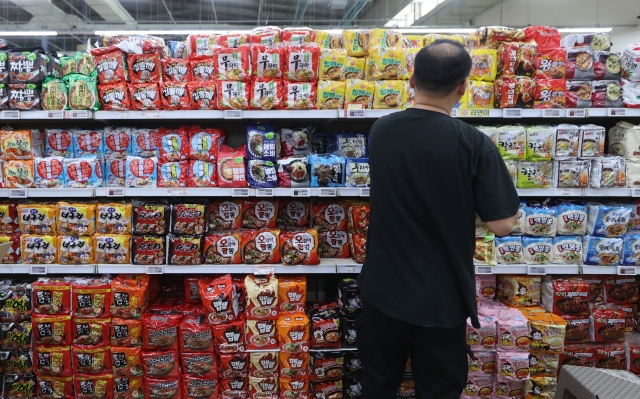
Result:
[95, 29, 250, 35]
[0, 31, 57, 36]
[557, 27, 612, 33]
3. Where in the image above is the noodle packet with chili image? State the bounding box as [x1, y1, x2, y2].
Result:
[278, 276, 307, 312]
[250, 351, 279, 378]
[245, 274, 279, 320]
[132, 235, 165, 266]
[33, 278, 71, 315]
[161, 58, 192, 83]
[180, 352, 217, 376]
[214, 47, 251, 82]
[161, 82, 190, 110]
[141, 350, 180, 379]
[205, 199, 241, 232]
[1, 320, 32, 352]
[219, 377, 249, 398]
[111, 275, 149, 319]
[181, 374, 218, 399]
[187, 80, 216, 110]
[128, 82, 161, 110]
[280, 351, 309, 379]
[312, 201, 347, 232]
[309, 303, 341, 349]
[203, 232, 242, 264]
[72, 278, 112, 318]
[241, 229, 281, 264]
[36, 374, 74, 399]
[111, 318, 143, 347]
[158, 160, 188, 188]
[198, 274, 240, 325]
[142, 312, 181, 351]
[94, 49, 128, 85]
[33, 314, 71, 346]
[127, 53, 161, 84]
[212, 319, 246, 353]
[3, 374, 37, 399]
[1, 350, 34, 376]
[309, 350, 343, 381]
[603, 276, 639, 304]
[219, 352, 249, 379]
[99, 82, 131, 111]
[250, 78, 283, 110]
[132, 199, 169, 235]
[217, 144, 247, 188]
[277, 312, 309, 353]
[71, 344, 112, 375]
[113, 375, 144, 399]
[590, 303, 626, 343]
[72, 317, 110, 346]
[144, 376, 181, 399]
[179, 315, 214, 353]
[246, 319, 278, 351]
[280, 229, 319, 265]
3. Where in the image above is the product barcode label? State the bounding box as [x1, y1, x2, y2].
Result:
[503, 109, 522, 118]
[9, 189, 27, 199]
[617, 266, 637, 276]
[167, 188, 188, 196]
[68, 110, 89, 119]
[542, 109, 561, 118]
[475, 266, 493, 275]
[528, 266, 547, 275]
[141, 111, 162, 119]
[359, 188, 370, 197]
[254, 265, 275, 275]
[291, 188, 310, 197]
[256, 188, 274, 197]
[30, 265, 47, 275]
[231, 188, 250, 197]
[46, 110, 64, 119]
[1, 110, 19, 119]
[608, 108, 626, 117]
[146, 266, 164, 274]
[567, 109, 587, 118]
[224, 110, 243, 119]
[346, 109, 365, 118]
[319, 188, 337, 197]
[107, 188, 125, 197]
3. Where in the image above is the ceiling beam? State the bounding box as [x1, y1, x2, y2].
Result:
[14, 0, 81, 27]
[339, 0, 370, 26]
[293, 0, 310, 26]
[83, 0, 136, 24]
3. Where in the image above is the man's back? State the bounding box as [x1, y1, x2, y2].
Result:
[358, 107, 519, 329]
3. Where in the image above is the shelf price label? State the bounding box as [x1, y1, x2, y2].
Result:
[567, 109, 587, 118]
[256, 188, 274, 197]
[633, 189, 640, 198]
[9, 189, 27, 199]
[168, 188, 188, 197]
[30, 265, 47, 275]
[555, 189, 575, 197]
[319, 188, 337, 197]
[224, 110, 243, 119]
[503, 109, 522, 118]
[46, 110, 64, 119]
[475, 266, 493, 275]
[359, 188, 370, 197]
[346, 109, 365, 118]
[291, 188, 310, 197]
[1, 110, 19, 119]
[107, 188, 125, 197]
[146, 266, 164, 274]
[141, 111, 162, 119]
[344, 266, 357, 273]
[457, 109, 490, 118]
[66, 110, 90, 119]
[528, 266, 547, 275]
[608, 108, 626, 117]
[254, 265, 275, 275]
[617, 266, 637, 276]
[542, 109, 562, 118]
[231, 188, 250, 197]
[119, 112, 130, 119]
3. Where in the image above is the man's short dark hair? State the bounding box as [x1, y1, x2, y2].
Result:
[413, 39, 472, 95]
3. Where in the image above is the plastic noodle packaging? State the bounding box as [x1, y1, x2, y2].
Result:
[309, 154, 345, 187]
[556, 201, 587, 235]
[367, 47, 406, 80]
[586, 203, 631, 237]
[74, 129, 104, 157]
[622, 233, 640, 266]
[103, 127, 131, 159]
[130, 128, 159, 158]
[63, 157, 103, 188]
[159, 127, 188, 162]
[217, 80, 249, 110]
[525, 126, 554, 161]
[522, 237, 552, 264]
[495, 236, 523, 264]
[554, 160, 589, 189]
[45, 129, 74, 157]
[621, 79, 640, 108]
[473, 235, 495, 265]
[158, 160, 187, 187]
[589, 156, 626, 188]
[496, 275, 541, 307]
[34, 156, 65, 188]
[284, 82, 316, 110]
[344, 79, 374, 109]
[554, 124, 580, 159]
[627, 160, 640, 187]
[608, 121, 640, 159]
[373, 80, 405, 109]
[125, 156, 157, 188]
[316, 80, 345, 110]
[582, 235, 623, 266]
[516, 161, 553, 189]
[251, 79, 283, 110]
[566, 80, 593, 108]
[497, 125, 526, 160]
[469, 49, 498, 82]
[345, 158, 370, 187]
[342, 30, 369, 57]
[621, 43, 640, 81]
[277, 156, 310, 188]
[466, 315, 496, 352]
[465, 81, 494, 109]
[318, 49, 346, 81]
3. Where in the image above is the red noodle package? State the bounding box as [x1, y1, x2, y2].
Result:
[34, 345, 72, 376]
[603, 276, 639, 304]
[629, 344, 640, 374]
[143, 376, 181, 399]
[280, 229, 320, 265]
[161, 82, 190, 110]
[594, 346, 626, 370]
[212, 319, 246, 353]
[184, 276, 202, 304]
[110, 318, 142, 347]
[158, 160, 188, 188]
[534, 79, 566, 109]
[284, 45, 320, 82]
[206, 199, 242, 231]
[33, 278, 71, 315]
[217, 145, 247, 188]
[110, 346, 142, 377]
[36, 375, 74, 398]
[219, 352, 249, 378]
[251, 26, 281, 46]
[219, 377, 249, 398]
[71, 344, 112, 375]
[590, 304, 625, 343]
[128, 83, 161, 110]
[99, 83, 131, 111]
[74, 373, 113, 399]
[126, 53, 161, 84]
[242, 199, 279, 229]
[72, 278, 112, 318]
[214, 47, 251, 81]
[72, 317, 111, 346]
[349, 232, 366, 263]
[203, 232, 242, 264]
[0, 232, 21, 263]
[218, 33, 251, 48]
[524, 26, 561, 51]
[187, 160, 217, 187]
[189, 59, 216, 82]
[161, 58, 192, 82]
[246, 319, 278, 351]
[546, 279, 590, 316]
[250, 78, 283, 110]
[187, 33, 219, 59]
[180, 352, 217, 376]
[110, 275, 150, 319]
[241, 229, 281, 264]
[284, 82, 317, 110]
[132, 200, 169, 235]
[199, 275, 239, 325]
[187, 126, 222, 161]
[0, 201, 18, 233]
[159, 127, 188, 162]
[94, 50, 128, 85]
[171, 202, 206, 235]
[142, 313, 181, 351]
[187, 81, 216, 110]
[534, 48, 567, 79]
[141, 350, 180, 379]
[494, 77, 535, 108]
[216, 80, 249, 110]
[252, 46, 285, 79]
[559, 345, 595, 372]
[179, 315, 214, 353]
[282, 28, 316, 45]
[181, 374, 218, 399]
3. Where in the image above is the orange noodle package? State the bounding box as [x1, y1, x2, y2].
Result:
[312, 201, 347, 231]
[57, 236, 94, 264]
[284, 45, 320, 82]
[72, 317, 111, 346]
[73, 373, 113, 399]
[187, 81, 216, 110]
[94, 234, 131, 264]
[206, 199, 242, 231]
[99, 82, 131, 111]
[71, 344, 112, 375]
[198, 274, 240, 325]
[161, 58, 191, 83]
[71, 277, 112, 318]
[128, 82, 161, 110]
[56, 201, 96, 236]
[33, 277, 71, 315]
[213, 320, 246, 353]
[0, 201, 19, 233]
[110, 346, 142, 377]
[33, 345, 72, 377]
[189, 58, 216, 82]
[242, 199, 279, 229]
[21, 234, 57, 264]
[181, 374, 218, 399]
[246, 318, 278, 351]
[142, 312, 181, 351]
[280, 229, 319, 265]
[349, 232, 366, 263]
[110, 275, 149, 319]
[245, 274, 279, 320]
[280, 351, 310, 378]
[141, 350, 180, 379]
[278, 276, 306, 312]
[110, 318, 143, 347]
[278, 312, 310, 353]
[347, 203, 370, 234]
[277, 199, 310, 228]
[1, 129, 34, 160]
[161, 82, 190, 110]
[241, 229, 281, 264]
[216, 80, 249, 110]
[203, 232, 242, 264]
[252, 46, 285, 79]
[171, 202, 205, 234]
[179, 315, 214, 353]
[4, 160, 34, 188]
[33, 315, 72, 346]
[214, 47, 251, 82]
[18, 202, 55, 235]
[126, 53, 160, 84]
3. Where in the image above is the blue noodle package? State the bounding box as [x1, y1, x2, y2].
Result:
[583, 235, 623, 266]
[586, 203, 631, 238]
[126, 156, 158, 187]
[335, 132, 367, 158]
[103, 127, 132, 159]
[246, 122, 278, 161]
[73, 129, 104, 157]
[63, 156, 103, 188]
[552, 236, 583, 265]
[168, 41, 188, 59]
[524, 202, 558, 237]
[247, 159, 278, 188]
[622, 233, 640, 266]
[104, 156, 125, 187]
[522, 236, 553, 265]
[130, 128, 160, 157]
[34, 156, 65, 188]
[495, 236, 523, 264]
[345, 158, 370, 187]
[45, 129, 74, 157]
[158, 160, 187, 187]
[309, 154, 345, 187]
[556, 201, 588, 236]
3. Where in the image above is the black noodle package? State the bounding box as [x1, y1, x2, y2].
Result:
[342, 317, 357, 348]
[0, 83, 8, 110]
[343, 373, 363, 399]
[132, 199, 170, 235]
[0, 350, 33, 376]
[344, 351, 363, 376]
[247, 159, 278, 189]
[1, 320, 33, 350]
[277, 156, 310, 188]
[0, 283, 32, 322]
[338, 278, 362, 316]
[4, 373, 37, 399]
[310, 351, 344, 381]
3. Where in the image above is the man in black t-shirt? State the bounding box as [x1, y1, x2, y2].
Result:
[356, 40, 520, 399]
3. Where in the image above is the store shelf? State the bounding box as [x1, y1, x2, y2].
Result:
[489, 265, 581, 274]
[334, 259, 362, 274]
[310, 348, 357, 351]
[94, 110, 339, 120]
[581, 266, 638, 275]
[0, 264, 95, 274]
[0, 188, 95, 198]
[97, 259, 338, 274]
[93, 187, 237, 197]
[516, 188, 635, 197]
[12, 110, 94, 120]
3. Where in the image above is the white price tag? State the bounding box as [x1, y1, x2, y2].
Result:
[231, 188, 250, 197]
[346, 109, 365, 118]
[542, 109, 561, 118]
[608, 108, 626, 117]
[141, 111, 162, 119]
[319, 188, 337, 197]
[168, 188, 188, 196]
[1, 110, 19, 119]
[528, 266, 547, 275]
[291, 188, 310, 197]
[555, 189, 574, 197]
[9, 189, 27, 199]
[344, 266, 357, 273]
[254, 265, 275, 275]
[359, 188, 370, 197]
[617, 266, 637, 276]
[146, 265, 164, 274]
[119, 112, 130, 119]
[46, 110, 64, 119]
[567, 109, 587, 118]
[633, 189, 640, 198]
[256, 188, 274, 197]
[503, 109, 522, 118]
[107, 188, 125, 197]
[475, 266, 493, 275]
[68, 110, 89, 119]
[29, 265, 47, 275]
[224, 110, 243, 119]
[450, 109, 457, 117]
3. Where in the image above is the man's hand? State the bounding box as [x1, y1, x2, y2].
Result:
[486, 214, 519, 237]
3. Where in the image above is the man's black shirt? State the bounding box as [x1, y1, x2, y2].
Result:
[357, 108, 520, 328]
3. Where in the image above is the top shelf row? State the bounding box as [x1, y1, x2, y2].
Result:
[0, 108, 639, 121]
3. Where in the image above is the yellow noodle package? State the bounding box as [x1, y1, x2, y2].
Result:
[469, 49, 498, 82]
[367, 47, 406, 80]
[424, 34, 466, 47]
[4, 160, 34, 188]
[342, 30, 369, 57]
[96, 202, 132, 234]
[21, 234, 57, 264]
[369, 28, 403, 49]
[402, 47, 421, 80]
[345, 79, 374, 109]
[319, 49, 347, 81]
[57, 235, 94, 264]
[342, 57, 366, 80]
[94, 234, 131, 264]
[466, 80, 495, 109]
[56, 202, 96, 236]
[404, 81, 414, 109]
[316, 80, 345, 110]
[403, 35, 424, 48]
[373, 80, 405, 109]
[315, 31, 343, 49]
[18, 203, 56, 235]
[458, 86, 471, 110]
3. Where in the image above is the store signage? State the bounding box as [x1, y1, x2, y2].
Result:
[632, 189, 640, 198]
[141, 111, 162, 119]
[554, 189, 575, 197]
[608, 108, 626, 117]
[527, 266, 547, 275]
[456, 109, 490, 118]
[291, 188, 310, 197]
[567, 109, 587, 118]
[68, 110, 89, 119]
[107, 188, 125, 197]
[168, 188, 188, 196]
[256, 188, 274, 197]
[119, 112, 130, 119]
[542, 109, 562, 118]
[30, 265, 47, 275]
[46, 110, 64, 119]
[344, 266, 357, 273]
[254, 265, 275, 275]
[359, 188, 370, 197]
[503, 109, 522, 118]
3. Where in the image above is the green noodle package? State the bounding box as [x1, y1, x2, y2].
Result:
[63, 74, 100, 110]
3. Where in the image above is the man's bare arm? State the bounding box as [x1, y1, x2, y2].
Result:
[485, 213, 518, 237]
